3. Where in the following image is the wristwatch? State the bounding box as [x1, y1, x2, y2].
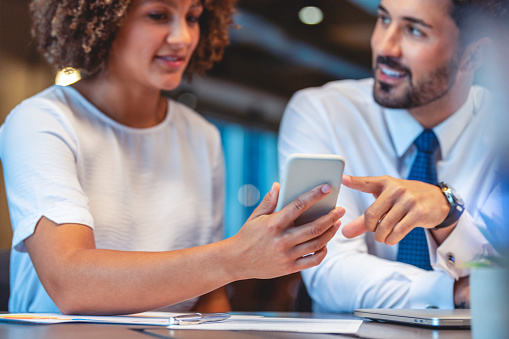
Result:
[434, 182, 465, 229]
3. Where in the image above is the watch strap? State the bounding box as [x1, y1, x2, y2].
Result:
[434, 183, 465, 229]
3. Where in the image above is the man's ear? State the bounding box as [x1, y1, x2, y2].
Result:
[460, 37, 492, 72]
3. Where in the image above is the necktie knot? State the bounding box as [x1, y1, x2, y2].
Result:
[414, 129, 439, 154]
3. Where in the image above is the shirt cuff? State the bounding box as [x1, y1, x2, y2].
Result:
[427, 212, 488, 279]
[408, 270, 455, 309]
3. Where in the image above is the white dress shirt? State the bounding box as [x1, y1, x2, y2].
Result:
[278, 78, 499, 312]
[0, 85, 224, 313]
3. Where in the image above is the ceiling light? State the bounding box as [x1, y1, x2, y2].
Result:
[237, 184, 260, 207]
[55, 67, 81, 86]
[177, 92, 198, 109]
[299, 6, 324, 25]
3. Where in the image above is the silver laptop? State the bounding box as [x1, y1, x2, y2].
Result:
[354, 309, 471, 328]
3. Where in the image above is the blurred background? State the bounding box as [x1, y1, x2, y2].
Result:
[1, 0, 508, 314]
[0, 0, 376, 311]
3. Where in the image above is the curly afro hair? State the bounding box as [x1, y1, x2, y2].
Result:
[30, 0, 237, 79]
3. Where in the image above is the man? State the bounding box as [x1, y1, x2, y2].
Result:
[279, 0, 504, 312]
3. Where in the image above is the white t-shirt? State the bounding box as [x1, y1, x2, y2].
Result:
[0, 85, 225, 313]
[279, 78, 499, 312]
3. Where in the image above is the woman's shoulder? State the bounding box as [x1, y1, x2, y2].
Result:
[8, 85, 78, 119]
[1, 86, 79, 138]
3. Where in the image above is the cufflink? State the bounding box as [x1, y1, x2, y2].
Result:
[447, 253, 455, 267]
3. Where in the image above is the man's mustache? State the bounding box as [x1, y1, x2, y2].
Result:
[375, 56, 410, 73]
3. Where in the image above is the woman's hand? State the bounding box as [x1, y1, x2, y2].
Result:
[227, 182, 345, 280]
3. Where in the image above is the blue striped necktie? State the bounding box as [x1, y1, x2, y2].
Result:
[396, 129, 439, 270]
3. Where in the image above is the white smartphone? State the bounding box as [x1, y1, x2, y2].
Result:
[276, 153, 345, 226]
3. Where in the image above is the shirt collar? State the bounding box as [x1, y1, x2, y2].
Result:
[385, 90, 475, 159]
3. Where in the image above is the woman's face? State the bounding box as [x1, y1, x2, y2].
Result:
[107, 0, 202, 91]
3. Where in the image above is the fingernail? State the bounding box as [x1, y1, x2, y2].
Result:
[334, 221, 341, 229]
[321, 184, 332, 194]
[270, 182, 277, 195]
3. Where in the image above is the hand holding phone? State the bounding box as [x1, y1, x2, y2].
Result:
[276, 153, 345, 226]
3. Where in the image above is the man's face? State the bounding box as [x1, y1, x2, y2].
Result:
[370, 0, 461, 109]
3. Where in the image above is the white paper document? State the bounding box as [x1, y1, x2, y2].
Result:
[0, 312, 190, 326]
[167, 315, 363, 334]
[0, 312, 362, 334]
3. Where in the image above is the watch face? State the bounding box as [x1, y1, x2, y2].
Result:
[448, 186, 464, 205]
[434, 183, 465, 229]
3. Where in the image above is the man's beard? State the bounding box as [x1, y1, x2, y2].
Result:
[372, 55, 460, 109]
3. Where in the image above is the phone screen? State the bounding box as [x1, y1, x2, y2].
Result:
[276, 154, 345, 226]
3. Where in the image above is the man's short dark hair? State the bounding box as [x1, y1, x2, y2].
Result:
[450, 0, 508, 46]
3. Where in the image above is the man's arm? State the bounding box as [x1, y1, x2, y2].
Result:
[302, 232, 456, 312]
[340, 174, 495, 309]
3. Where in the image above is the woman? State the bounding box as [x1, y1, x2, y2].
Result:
[0, 0, 344, 315]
